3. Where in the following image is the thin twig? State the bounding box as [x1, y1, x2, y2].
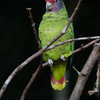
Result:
[72, 39, 100, 54]
[46, 36, 100, 51]
[20, 55, 43, 100]
[61, 0, 82, 33]
[20, 66, 41, 100]
[73, 66, 80, 75]
[69, 42, 100, 100]
[26, 8, 40, 50]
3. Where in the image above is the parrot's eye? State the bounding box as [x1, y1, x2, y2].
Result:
[55, 0, 57, 2]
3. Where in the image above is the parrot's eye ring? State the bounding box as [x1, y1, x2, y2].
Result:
[55, 0, 57, 2]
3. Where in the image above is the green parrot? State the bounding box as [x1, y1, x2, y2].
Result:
[38, 0, 74, 90]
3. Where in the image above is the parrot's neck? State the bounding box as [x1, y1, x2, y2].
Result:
[43, 4, 68, 21]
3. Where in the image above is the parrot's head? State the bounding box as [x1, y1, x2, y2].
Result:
[45, 0, 64, 12]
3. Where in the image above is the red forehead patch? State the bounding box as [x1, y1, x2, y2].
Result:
[46, 0, 55, 3]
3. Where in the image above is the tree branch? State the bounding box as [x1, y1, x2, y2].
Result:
[26, 8, 40, 50]
[69, 42, 100, 100]
[88, 55, 100, 96]
[72, 39, 100, 54]
[20, 66, 42, 100]
[20, 39, 99, 100]
[20, 55, 43, 100]
[46, 36, 100, 51]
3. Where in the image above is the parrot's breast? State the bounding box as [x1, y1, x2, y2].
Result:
[39, 9, 73, 61]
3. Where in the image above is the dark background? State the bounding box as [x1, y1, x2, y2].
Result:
[0, 0, 100, 100]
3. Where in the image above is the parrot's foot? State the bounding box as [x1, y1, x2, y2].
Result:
[48, 59, 53, 66]
[61, 55, 66, 61]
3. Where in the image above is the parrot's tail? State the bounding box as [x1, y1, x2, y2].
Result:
[51, 73, 68, 90]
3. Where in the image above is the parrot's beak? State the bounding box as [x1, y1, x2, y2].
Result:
[46, 1, 52, 11]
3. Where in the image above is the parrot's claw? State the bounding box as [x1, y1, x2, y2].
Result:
[48, 59, 53, 66]
[61, 55, 66, 61]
